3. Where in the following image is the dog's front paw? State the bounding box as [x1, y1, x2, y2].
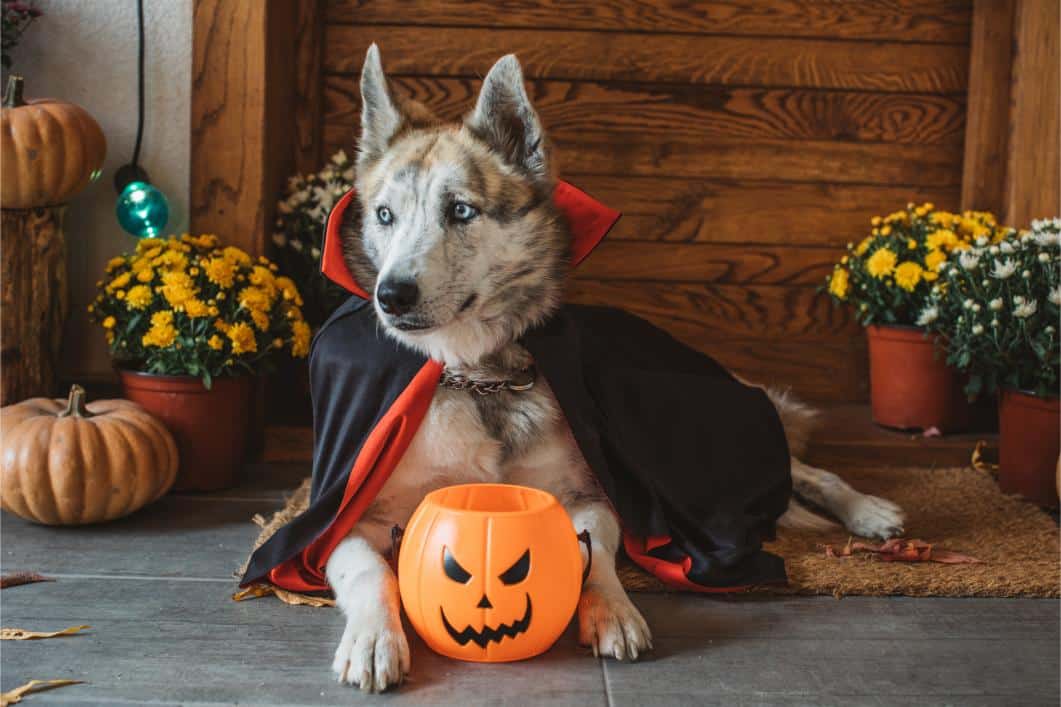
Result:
[842, 493, 905, 540]
[333, 618, 410, 693]
[578, 584, 652, 661]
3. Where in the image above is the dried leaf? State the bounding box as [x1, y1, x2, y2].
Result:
[822, 538, 982, 564]
[0, 679, 82, 705]
[972, 440, 999, 473]
[232, 583, 335, 607]
[1, 625, 90, 641]
[929, 549, 983, 564]
[0, 574, 53, 590]
[232, 585, 275, 602]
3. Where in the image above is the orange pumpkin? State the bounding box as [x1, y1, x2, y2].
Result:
[1, 385, 178, 525]
[397, 484, 585, 662]
[1, 75, 106, 209]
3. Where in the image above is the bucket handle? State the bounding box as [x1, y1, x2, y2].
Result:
[391, 524, 593, 585]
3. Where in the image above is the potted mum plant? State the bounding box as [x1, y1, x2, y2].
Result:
[825, 203, 1003, 431]
[89, 234, 311, 491]
[920, 218, 1060, 506]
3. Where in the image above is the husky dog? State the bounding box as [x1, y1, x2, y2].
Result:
[326, 44, 905, 692]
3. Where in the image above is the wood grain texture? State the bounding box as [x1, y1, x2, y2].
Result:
[961, 0, 1015, 215]
[568, 280, 856, 339]
[565, 177, 959, 245]
[325, 25, 970, 92]
[327, 0, 972, 43]
[190, 0, 271, 255]
[1, 207, 68, 404]
[574, 243, 839, 284]
[325, 75, 966, 147]
[291, 0, 324, 176]
[1004, 0, 1060, 226]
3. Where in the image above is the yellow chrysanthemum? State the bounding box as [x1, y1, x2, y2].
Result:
[894, 261, 923, 292]
[238, 286, 273, 313]
[227, 321, 257, 355]
[204, 257, 236, 288]
[828, 268, 850, 300]
[106, 271, 132, 292]
[153, 249, 188, 271]
[106, 256, 126, 272]
[924, 249, 946, 272]
[291, 319, 311, 358]
[275, 276, 304, 306]
[142, 310, 178, 348]
[906, 239, 917, 250]
[214, 318, 230, 333]
[136, 238, 164, 253]
[926, 229, 959, 251]
[207, 334, 224, 350]
[866, 247, 898, 278]
[855, 236, 874, 256]
[126, 285, 154, 310]
[184, 298, 210, 318]
[102, 316, 116, 329]
[136, 267, 155, 283]
[222, 246, 251, 266]
[250, 308, 270, 331]
[249, 265, 277, 298]
[272, 337, 284, 348]
[160, 271, 196, 309]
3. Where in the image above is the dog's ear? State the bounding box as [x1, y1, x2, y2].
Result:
[358, 44, 404, 171]
[466, 55, 549, 182]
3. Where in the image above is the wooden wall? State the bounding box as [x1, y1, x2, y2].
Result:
[309, 0, 972, 402]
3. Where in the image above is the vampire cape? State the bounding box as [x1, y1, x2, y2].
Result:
[241, 181, 792, 594]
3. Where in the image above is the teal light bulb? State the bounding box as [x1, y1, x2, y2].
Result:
[116, 181, 169, 238]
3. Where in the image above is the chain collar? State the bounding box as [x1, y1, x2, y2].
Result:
[439, 365, 537, 395]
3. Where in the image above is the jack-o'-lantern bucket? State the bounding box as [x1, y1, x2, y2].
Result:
[397, 483, 588, 663]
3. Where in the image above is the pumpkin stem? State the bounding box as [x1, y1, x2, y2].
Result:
[59, 384, 93, 418]
[3, 75, 25, 109]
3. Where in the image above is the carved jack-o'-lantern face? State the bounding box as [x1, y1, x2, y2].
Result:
[398, 484, 584, 662]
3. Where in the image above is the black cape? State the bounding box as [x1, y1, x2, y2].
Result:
[241, 183, 792, 594]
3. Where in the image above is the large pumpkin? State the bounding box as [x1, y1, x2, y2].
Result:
[397, 484, 585, 662]
[1, 385, 178, 525]
[1, 75, 106, 209]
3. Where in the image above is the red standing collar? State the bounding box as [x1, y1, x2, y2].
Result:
[321, 180, 621, 299]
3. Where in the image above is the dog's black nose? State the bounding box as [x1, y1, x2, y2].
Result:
[376, 278, 420, 316]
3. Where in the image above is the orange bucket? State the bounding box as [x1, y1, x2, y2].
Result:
[397, 484, 587, 662]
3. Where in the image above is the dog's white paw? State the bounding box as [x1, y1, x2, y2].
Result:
[841, 493, 905, 540]
[332, 618, 410, 693]
[578, 584, 652, 661]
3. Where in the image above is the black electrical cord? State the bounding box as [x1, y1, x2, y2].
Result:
[114, 0, 149, 191]
[131, 0, 145, 168]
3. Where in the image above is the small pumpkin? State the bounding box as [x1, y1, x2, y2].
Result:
[1, 385, 178, 525]
[1, 75, 106, 209]
[398, 484, 585, 662]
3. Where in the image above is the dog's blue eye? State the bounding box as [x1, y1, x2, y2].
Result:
[451, 202, 478, 222]
[376, 206, 393, 225]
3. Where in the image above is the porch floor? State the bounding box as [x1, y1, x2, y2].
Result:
[2, 459, 1056, 706]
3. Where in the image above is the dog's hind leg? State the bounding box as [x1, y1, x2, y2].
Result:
[327, 524, 410, 693]
[567, 501, 652, 661]
[787, 457, 905, 540]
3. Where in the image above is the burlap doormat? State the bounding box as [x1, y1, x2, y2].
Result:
[241, 466, 1059, 602]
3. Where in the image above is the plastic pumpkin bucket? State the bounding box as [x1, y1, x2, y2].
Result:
[397, 483, 586, 663]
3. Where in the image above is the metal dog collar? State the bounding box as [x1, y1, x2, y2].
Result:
[439, 366, 537, 395]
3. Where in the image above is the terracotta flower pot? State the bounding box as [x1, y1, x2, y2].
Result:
[866, 324, 969, 432]
[998, 389, 1060, 507]
[119, 371, 254, 492]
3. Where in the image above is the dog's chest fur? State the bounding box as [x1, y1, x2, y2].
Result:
[366, 367, 601, 525]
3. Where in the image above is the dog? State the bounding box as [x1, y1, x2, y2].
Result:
[325, 44, 905, 692]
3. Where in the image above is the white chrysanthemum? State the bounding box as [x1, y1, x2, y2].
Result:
[989, 298, 1003, 311]
[310, 247, 322, 259]
[1031, 217, 1061, 231]
[342, 167, 356, 182]
[971, 303, 981, 312]
[1049, 287, 1061, 306]
[1034, 229, 1060, 248]
[963, 298, 974, 309]
[989, 246, 1000, 255]
[271, 232, 287, 247]
[991, 318, 1000, 328]
[277, 201, 293, 214]
[991, 258, 1017, 279]
[331, 149, 349, 165]
[916, 306, 939, 327]
[976, 236, 989, 247]
[1014, 300, 1037, 318]
[1039, 252, 1052, 263]
[959, 251, 980, 271]
[972, 324, 984, 335]
[290, 239, 304, 252]
[999, 240, 1015, 254]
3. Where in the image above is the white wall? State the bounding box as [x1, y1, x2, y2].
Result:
[11, 0, 192, 380]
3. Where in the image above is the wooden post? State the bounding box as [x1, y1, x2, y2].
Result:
[1, 207, 69, 404]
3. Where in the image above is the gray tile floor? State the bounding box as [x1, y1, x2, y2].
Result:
[2, 462, 1058, 706]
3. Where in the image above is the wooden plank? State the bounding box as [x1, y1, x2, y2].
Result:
[566, 177, 959, 245]
[1004, 0, 1060, 226]
[325, 76, 966, 147]
[567, 280, 857, 339]
[325, 26, 970, 92]
[326, 0, 973, 44]
[961, 0, 1015, 215]
[291, 0, 324, 176]
[574, 243, 838, 285]
[323, 128, 962, 186]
